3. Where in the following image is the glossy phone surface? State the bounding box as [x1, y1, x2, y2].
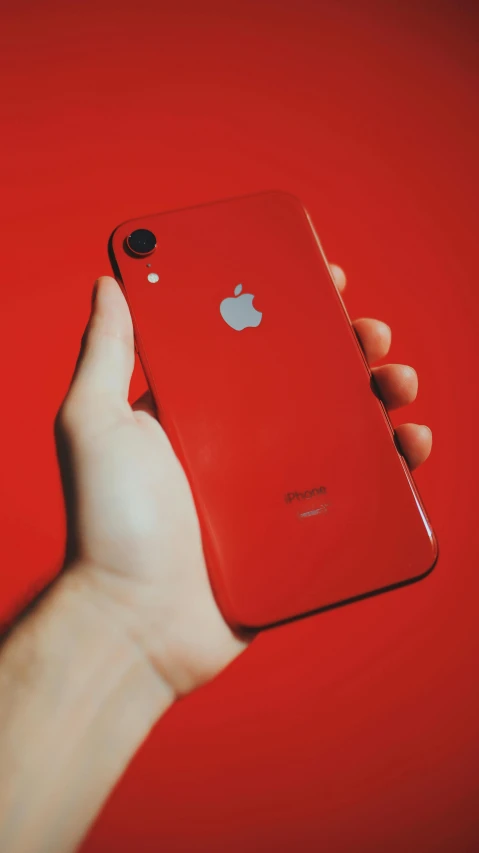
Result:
[110, 191, 437, 629]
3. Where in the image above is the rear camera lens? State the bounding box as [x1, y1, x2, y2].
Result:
[126, 229, 157, 257]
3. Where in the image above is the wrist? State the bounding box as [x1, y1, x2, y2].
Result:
[59, 561, 176, 713]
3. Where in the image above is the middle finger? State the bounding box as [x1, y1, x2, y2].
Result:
[353, 317, 391, 364]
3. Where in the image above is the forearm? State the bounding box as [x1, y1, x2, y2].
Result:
[0, 564, 174, 853]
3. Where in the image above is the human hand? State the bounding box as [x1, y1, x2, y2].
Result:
[56, 268, 432, 699]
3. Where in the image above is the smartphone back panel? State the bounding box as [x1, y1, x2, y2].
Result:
[110, 192, 437, 628]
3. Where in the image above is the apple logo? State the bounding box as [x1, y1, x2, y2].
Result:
[220, 284, 262, 331]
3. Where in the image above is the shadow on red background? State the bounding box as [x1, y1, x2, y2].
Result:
[1, 1, 478, 851]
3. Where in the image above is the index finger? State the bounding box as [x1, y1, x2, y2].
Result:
[330, 264, 347, 293]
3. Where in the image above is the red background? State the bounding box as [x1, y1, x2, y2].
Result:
[1, 1, 478, 850]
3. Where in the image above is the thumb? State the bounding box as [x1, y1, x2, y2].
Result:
[70, 276, 135, 404]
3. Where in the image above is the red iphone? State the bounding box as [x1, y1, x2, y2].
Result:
[109, 191, 437, 630]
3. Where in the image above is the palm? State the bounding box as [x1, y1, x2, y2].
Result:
[59, 295, 245, 697]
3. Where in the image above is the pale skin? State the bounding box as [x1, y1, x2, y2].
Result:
[0, 268, 432, 853]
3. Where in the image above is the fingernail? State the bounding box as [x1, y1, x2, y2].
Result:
[422, 425, 432, 437]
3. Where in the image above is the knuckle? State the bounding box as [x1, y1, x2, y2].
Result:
[56, 395, 81, 434]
